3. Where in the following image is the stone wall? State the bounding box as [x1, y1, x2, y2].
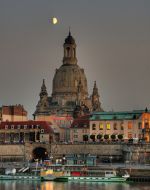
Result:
[0, 143, 149, 162]
[51, 144, 123, 157]
[0, 144, 24, 156]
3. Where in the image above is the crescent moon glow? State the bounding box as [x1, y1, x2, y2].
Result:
[52, 17, 58, 24]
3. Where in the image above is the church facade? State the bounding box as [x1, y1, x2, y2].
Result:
[34, 31, 103, 119]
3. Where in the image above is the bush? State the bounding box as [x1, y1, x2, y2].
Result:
[111, 134, 116, 140]
[83, 135, 88, 142]
[90, 134, 95, 141]
[97, 134, 103, 140]
[104, 134, 109, 140]
[118, 134, 123, 140]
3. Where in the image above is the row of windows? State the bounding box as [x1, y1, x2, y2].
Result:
[92, 122, 142, 131]
[4, 125, 41, 130]
[92, 123, 123, 130]
[0, 129, 45, 134]
[73, 129, 88, 133]
[128, 133, 142, 139]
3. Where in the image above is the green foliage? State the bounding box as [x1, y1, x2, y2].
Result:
[90, 134, 95, 141]
[111, 134, 116, 140]
[97, 134, 103, 139]
[104, 134, 109, 140]
[118, 134, 123, 140]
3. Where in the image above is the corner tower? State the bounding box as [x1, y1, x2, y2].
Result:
[91, 81, 103, 111]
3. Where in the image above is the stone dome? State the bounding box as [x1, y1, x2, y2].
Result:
[51, 31, 88, 106]
[52, 64, 88, 97]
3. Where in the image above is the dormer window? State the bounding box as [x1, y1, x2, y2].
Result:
[41, 129, 44, 133]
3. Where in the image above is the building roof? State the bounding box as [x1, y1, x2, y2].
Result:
[0, 121, 53, 133]
[90, 110, 149, 121]
[2, 105, 27, 116]
[71, 115, 90, 129]
[64, 31, 75, 44]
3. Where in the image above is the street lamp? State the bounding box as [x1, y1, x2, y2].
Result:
[109, 156, 113, 166]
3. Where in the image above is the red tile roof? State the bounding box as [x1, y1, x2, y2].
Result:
[71, 115, 90, 129]
[2, 105, 27, 116]
[0, 121, 53, 133]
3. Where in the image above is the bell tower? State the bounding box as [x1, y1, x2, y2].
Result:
[63, 30, 77, 65]
[91, 81, 103, 111]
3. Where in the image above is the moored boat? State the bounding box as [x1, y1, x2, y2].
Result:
[0, 174, 41, 181]
[54, 170, 130, 182]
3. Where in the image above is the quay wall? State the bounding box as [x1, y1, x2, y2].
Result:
[0, 143, 149, 162]
[51, 144, 122, 156]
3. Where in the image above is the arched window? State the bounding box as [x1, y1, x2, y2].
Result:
[73, 48, 76, 57]
[66, 47, 70, 57]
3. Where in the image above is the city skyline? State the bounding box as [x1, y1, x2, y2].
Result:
[0, 0, 150, 118]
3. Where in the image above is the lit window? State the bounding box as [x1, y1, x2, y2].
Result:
[92, 123, 96, 130]
[128, 122, 132, 129]
[128, 133, 132, 139]
[106, 123, 110, 130]
[99, 123, 103, 130]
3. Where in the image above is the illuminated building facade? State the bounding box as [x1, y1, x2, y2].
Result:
[0, 105, 27, 122]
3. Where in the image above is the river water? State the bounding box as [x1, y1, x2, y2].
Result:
[0, 181, 149, 190]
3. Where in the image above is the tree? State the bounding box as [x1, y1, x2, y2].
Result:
[111, 134, 116, 140]
[83, 134, 88, 142]
[90, 134, 95, 141]
[118, 134, 123, 140]
[104, 134, 109, 140]
[97, 134, 103, 140]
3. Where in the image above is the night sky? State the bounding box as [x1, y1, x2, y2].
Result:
[0, 0, 150, 119]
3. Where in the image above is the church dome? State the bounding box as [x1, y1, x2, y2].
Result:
[52, 64, 88, 96]
[52, 31, 88, 107]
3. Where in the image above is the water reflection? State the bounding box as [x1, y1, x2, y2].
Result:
[0, 181, 150, 190]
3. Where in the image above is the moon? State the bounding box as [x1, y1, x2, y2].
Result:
[52, 17, 58, 24]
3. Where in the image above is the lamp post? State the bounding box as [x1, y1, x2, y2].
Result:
[109, 156, 113, 167]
